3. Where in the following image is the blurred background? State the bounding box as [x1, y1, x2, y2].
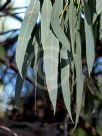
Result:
[0, 0, 102, 136]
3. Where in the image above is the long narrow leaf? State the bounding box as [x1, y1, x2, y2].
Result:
[75, 32, 84, 127]
[15, 35, 35, 107]
[16, 0, 40, 76]
[41, 0, 52, 46]
[84, 1, 95, 76]
[44, 31, 59, 113]
[96, 0, 102, 15]
[61, 47, 73, 122]
[51, 0, 70, 51]
[69, 0, 76, 56]
[99, 13, 102, 40]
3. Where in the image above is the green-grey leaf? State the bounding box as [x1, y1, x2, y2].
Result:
[75, 32, 84, 127]
[51, 0, 70, 51]
[16, 0, 40, 76]
[69, 0, 76, 56]
[96, 0, 102, 15]
[15, 34, 35, 107]
[33, 37, 39, 78]
[61, 47, 73, 122]
[44, 31, 59, 113]
[84, 1, 95, 76]
[41, 0, 52, 46]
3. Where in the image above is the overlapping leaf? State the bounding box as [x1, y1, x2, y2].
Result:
[41, 0, 52, 46]
[99, 13, 102, 40]
[96, 0, 102, 15]
[15, 23, 36, 106]
[61, 47, 73, 122]
[69, 0, 76, 56]
[75, 32, 84, 127]
[44, 31, 59, 113]
[33, 38, 39, 73]
[16, 0, 40, 76]
[15, 39, 34, 107]
[84, 1, 95, 76]
[51, 0, 70, 51]
[41, 0, 58, 112]
[15, 0, 99, 127]
[15, 73, 24, 108]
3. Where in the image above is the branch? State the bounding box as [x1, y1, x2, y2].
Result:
[0, 57, 34, 85]
[0, 0, 11, 11]
[1, 10, 23, 22]
[0, 29, 19, 35]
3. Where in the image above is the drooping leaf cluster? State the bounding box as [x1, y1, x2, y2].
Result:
[15, 0, 102, 126]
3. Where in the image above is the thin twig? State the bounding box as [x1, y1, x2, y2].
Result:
[0, 0, 11, 11]
[0, 57, 34, 85]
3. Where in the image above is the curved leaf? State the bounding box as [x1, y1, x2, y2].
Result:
[44, 31, 59, 113]
[51, 0, 70, 51]
[16, 0, 40, 76]
[15, 40, 34, 107]
[84, 1, 95, 76]
[41, 0, 52, 46]
[75, 32, 84, 127]
[96, 0, 102, 15]
[61, 47, 73, 122]
[99, 13, 102, 40]
[69, 0, 76, 56]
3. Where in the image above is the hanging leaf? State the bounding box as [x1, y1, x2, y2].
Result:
[41, 0, 52, 46]
[15, 32, 35, 107]
[84, 1, 95, 76]
[15, 41, 34, 106]
[75, 32, 84, 127]
[15, 73, 24, 108]
[96, 0, 102, 15]
[41, 0, 59, 113]
[61, 47, 73, 122]
[33, 24, 41, 72]
[33, 38, 39, 72]
[16, 0, 40, 76]
[99, 13, 102, 40]
[51, 0, 70, 51]
[69, 0, 76, 56]
[89, 0, 96, 23]
[44, 31, 59, 113]
[84, 88, 94, 113]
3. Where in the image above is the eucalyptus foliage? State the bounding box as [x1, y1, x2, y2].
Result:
[15, 0, 102, 126]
